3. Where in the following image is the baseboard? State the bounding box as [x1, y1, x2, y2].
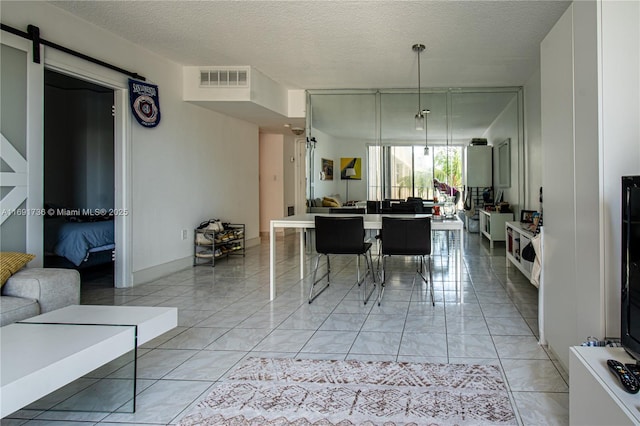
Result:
[132, 236, 261, 285]
[245, 236, 260, 248]
[133, 256, 193, 285]
[259, 228, 297, 240]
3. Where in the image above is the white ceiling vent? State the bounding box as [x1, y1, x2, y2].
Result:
[200, 68, 249, 87]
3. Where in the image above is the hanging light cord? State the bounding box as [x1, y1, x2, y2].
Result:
[417, 47, 421, 114]
[413, 44, 425, 119]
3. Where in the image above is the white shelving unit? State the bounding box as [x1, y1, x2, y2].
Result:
[505, 221, 534, 280]
[464, 145, 493, 233]
[479, 210, 513, 248]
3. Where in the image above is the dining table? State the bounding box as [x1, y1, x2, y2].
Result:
[269, 213, 464, 300]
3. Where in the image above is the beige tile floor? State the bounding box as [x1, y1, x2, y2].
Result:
[2, 230, 569, 425]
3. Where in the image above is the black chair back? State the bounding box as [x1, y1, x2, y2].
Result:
[329, 207, 365, 214]
[366, 201, 381, 214]
[315, 216, 367, 254]
[390, 202, 420, 213]
[381, 217, 431, 256]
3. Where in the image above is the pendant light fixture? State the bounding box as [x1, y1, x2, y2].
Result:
[413, 43, 431, 155]
[413, 43, 425, 131]
[423, 108, 431, 155]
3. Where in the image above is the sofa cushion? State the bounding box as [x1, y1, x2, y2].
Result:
[1, 252, 36, 287]
[3, 268, 80, 314]
[0, 296, 39, 326]
[322, 196, 341, 207]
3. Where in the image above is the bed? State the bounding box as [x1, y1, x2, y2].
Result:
[44, 217, 115, 268]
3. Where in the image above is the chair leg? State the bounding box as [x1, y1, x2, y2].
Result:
[356, 254, 361, 286]
[417, 255, 435, 306]
[309, 254, 330, 303]
[427, 254, 434, 306]
[362, 251, 377, 305]
[377, 255, 387, 306]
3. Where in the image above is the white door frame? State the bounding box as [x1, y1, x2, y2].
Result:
[21, 47, 133, 287]
[295, 138, 307, 217]
[35, 57, 133, 287]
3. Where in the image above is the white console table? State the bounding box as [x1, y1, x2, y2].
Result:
[505, 221, 535, 280]
[479, 210, 513, 248]
[570, 346, 640, 425]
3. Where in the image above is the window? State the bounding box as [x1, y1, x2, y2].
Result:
[368, 145, 461, 201]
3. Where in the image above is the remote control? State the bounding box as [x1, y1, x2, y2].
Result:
[625, 363, 640, 381]
[607, 359, 640, 393]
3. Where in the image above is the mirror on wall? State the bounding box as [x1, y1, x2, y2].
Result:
[306, 92, 377, 205]
[307, 88, 523, 211]
[497, 138, 511, 188]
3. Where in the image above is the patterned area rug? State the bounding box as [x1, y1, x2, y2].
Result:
[178, 357, 517, 426]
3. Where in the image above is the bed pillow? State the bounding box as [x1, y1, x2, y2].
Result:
[0, 252, 36, 287]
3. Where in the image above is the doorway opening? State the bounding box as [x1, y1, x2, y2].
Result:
[43, 70, 116, 286]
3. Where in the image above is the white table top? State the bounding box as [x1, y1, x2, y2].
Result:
[271, 213, 463, 230]
[21, 305, 178, 346]
[1, 305, 178, 417]
[1, 323, 135, 417]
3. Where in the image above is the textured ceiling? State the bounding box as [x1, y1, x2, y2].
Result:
[48, 0, 571, 135]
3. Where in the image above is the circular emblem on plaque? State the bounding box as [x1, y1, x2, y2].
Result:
[133, 95, 159, 124]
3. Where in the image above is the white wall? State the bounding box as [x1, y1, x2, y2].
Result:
[483, 96, 521, 214]
[524, 69, 542, 211]
[540, 0, 640, 369]
[309, 129, 339, 199]
[259, 132, 297, 234]
[600, 0, 640, 337]
[3, 1, 260, 284]
[259, 133, 284, 234]
[282, 134, 297, 213]
[310, 131, 370, 203]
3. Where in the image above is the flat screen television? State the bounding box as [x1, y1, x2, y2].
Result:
[621, 176, 640, 361]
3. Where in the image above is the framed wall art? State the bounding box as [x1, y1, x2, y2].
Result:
[340, 157, 362, 180]
[321, 158, 333, 180]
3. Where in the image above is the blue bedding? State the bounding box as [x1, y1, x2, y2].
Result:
[44, 218, 115, 266]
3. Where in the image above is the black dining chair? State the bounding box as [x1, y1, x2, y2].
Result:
[366, 200, 381, 214]
[390, 201, 421, 213]
[310, 215, 377, 304]
[329, 207, 365, 214]
[378, 216, 434, 306]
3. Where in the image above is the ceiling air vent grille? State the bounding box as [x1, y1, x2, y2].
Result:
[200, 69, 248, 87]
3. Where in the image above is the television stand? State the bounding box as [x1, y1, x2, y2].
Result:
[570, 346, 640, 425]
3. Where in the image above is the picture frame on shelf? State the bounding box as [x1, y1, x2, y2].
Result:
[520, 209, 537, 223]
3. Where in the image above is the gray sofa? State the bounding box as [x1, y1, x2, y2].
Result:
[0, 268, 81, 326]
[307, 194, 350, 213]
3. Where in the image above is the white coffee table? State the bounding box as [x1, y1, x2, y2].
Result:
[0, 305, 177, 418]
